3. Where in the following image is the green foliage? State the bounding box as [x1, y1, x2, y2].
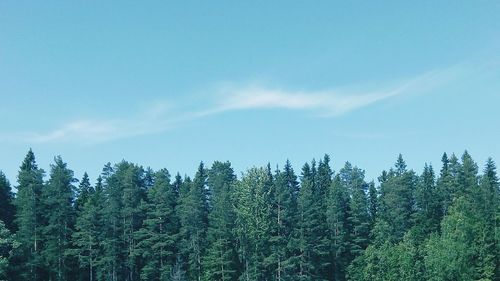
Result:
[13, 149, 45, 280]
[179, 162, 209, 281]
[41, 156, 77, 281]
[136, 169, 179, 281]
[203, 161, 239, 281]
[0, 220, 17, 281]
[2, 150, 498, 280]
[0, 172, 15, 231]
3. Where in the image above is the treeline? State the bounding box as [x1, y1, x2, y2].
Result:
[0, 149, 498, 281]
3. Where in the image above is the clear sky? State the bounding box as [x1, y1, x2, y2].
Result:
[1, 1, 499, 185]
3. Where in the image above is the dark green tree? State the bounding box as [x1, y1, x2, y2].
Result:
[0, 171, 15, 231]
[234, 167, 272, 281]
[376, 154, 417, 243]
[136, 168, 179, 281]
[327, 175, 350, 281]
[41, 156, 77, 281]
[13, 149, 45, 281]
[72, 176, 104, 281]
[74, 172, 93, 213]
[178, 162, 209, 281]
[203, 161, 239, 281]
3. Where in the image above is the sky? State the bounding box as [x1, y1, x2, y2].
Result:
[1, 1, 500, 185]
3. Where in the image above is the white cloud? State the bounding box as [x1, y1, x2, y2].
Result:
[200, 65, 461, 117]
[0, 63, 470, 144]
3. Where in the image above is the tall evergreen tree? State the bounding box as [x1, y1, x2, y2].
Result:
[13, 149, 45, 281]
[327, 174, 350, 281]
[376, 154, 416, 243]
[343, 163, 370, 258]
[264, 160, 299, 281]
[234, 167, 272, 281]
[179, 162, 209, 281]
[136, 168, 179, 281]
[41, 156, 77, 281]
[0, 220, 16, 280]
[412, 164, 441, 240]
[0, 171, 15, 231]
[74, 172, 93, 213]
[367, 181, 378, 227]
[72, 176, 104, 281]
[203, 161, 239, 281]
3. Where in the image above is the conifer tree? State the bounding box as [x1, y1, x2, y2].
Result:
[412, 164, 441, 240]
[327, 175, 350, 281]
[343, 163, 370, 258]
[203, 161, 239, 281]
[13, 149, 45, 281]
[72, 176, 103, 281]
[0, 220, 16, 280]
[376, 154, 416, 243]
[234, 167, 271, 281]
[0, 171, 15, 231]
[136, 168, 179, 281]
[179, 162, 209, 281]
[75, 172, 93, 213]
[41, 156, 77, 281]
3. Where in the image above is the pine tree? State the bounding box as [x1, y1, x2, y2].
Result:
[0, 171, 15, 231]
[178, 162, 209, 281]
[327, 175, 350, 281]
[291, 158, 330, 281]
[120, 162, 146, 281]
[98, 162, 123, 281]
[13, 149, 45, 281]
[343, 163, 370, 258]
[263, 160, 299, 281]
[41, 156, 77, 281]
[412, 164, 441, 240]
[203, 161, 239, 281]
[0, 220, 16, 280]
[136, 168, 179, 281]
[72, 176, 104, 281]
[234, 167, 272, 281]
[367, 182, 378, 227]
[314, 156, 333, 279]
[74, 172, 93, 213]
[376, 154, 416, 243]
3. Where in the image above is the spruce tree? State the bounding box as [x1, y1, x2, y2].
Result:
[203, 161, 239, 281]
[376, 154, 416, 243]
[178, 162, 209, 281]
[327, 175, 350, 281]
[234, 167, 271, 281]
[0, 171, 15, 231]
[412, 164, 441, 240]
[343, 163, 370, 258]
[41, 156, 77, 281]
[0, 220, 16, 280]
[72, 176, 104, 281]
[74, 172, 93, 213]
[13, 149, 45, 281]
[136, 168, 179, 281]
[265, 161, 298, 281]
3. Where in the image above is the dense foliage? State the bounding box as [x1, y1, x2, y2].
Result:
[0, 149, 498, 281]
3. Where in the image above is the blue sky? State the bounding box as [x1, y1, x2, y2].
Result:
[1, 1, 499, 184]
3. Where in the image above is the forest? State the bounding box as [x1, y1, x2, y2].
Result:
[0, 149, 498, 281]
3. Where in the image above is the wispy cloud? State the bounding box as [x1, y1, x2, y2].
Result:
[198, 64, 466, 118]
[0, 102, 178, 144]
[1, 63, 470, 144]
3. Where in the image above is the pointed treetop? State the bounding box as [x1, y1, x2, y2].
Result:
[395, 154, 407, 175]
[20, 148, 37, 171]
[284, 159, 293, 173]
[440, 152, 449, 174]
[483, 157, 499, 188]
